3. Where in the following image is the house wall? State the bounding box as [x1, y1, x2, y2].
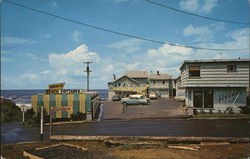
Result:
[133, 78, 148, 86]
[149, 79, 172, 98]
[113, 76, 140, 87]
[181, 62, 249, 88]
[108, 91, 115, 100]
[150, 79, 169, 88]
[185, 87, 246, 112]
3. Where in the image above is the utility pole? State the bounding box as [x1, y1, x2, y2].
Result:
[84, 61, 92, 91]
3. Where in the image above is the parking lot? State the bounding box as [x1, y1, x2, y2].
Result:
[102, 98, 186, 120]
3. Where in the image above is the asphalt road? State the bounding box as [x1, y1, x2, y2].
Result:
[2, 119, 250, 143]
[50, 119, 250, 137]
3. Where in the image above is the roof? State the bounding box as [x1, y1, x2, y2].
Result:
[149, 74, 171, 80]
[111, 75, 140, 85]
[179, 59, 250, 70]
[125, 71, 148, 78]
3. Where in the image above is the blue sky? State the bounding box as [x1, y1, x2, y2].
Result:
[1, 0, 249, 89]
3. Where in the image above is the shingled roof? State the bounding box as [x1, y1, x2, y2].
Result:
[149, 74, 171, 80]
[124, 71, 148, 78]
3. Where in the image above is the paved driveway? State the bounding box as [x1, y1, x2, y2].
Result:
[102, 99, 186, 120]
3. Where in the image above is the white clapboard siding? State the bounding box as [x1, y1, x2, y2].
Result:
[181, 62, 249, 88]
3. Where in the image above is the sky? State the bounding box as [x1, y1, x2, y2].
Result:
[1, 0, 249, 89]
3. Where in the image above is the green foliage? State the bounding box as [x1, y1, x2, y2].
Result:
[209, 109, 213, 114]
[239, 106, 250, 114]
[193, 109, 198, 115]
[70, 112, 86, 121]
[200, 109, 206, 114]
[119, 144, 141, 150]
[226, 107, 234, 114]
[0, 99, 22, 122]
[25, 108, 35, 120]
[3, 145, 13, 151]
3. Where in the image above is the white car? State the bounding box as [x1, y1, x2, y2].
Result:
[149, 92, 157, 99]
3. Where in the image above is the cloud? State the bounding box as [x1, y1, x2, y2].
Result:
[50, 0, 57, 7]
[2, 37, 37, 45]
[44, 34, 52, 38]
[180, 0, 218, 14]
[180, 0, 199, 12]
[183, 24, 214, 42]
[100, 0, 140, 3]
[200, 0, 218, 14]
[71, 30, 82, 43]
[1, 57, 15, 62]
[49, 44, 99, 75]
[24, 53, 47, 62]
[107, 38, 143, 53]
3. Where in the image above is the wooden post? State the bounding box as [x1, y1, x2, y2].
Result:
[40, 106, 44, 141]
[49, 108, 52, 140]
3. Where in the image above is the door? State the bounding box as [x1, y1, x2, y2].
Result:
[193, 90, 203, 108]
[204, 90, 213, 108]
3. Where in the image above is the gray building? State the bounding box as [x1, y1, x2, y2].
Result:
[174, 76, 185, 100]
[149, 71, 173, 98]
[108, 71, 173, 100]
[180, 59, 250, 112]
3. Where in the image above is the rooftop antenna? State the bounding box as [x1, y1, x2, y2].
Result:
[84, 61, 92, 91]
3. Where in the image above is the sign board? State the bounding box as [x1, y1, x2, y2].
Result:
[48, 83, 65, 90]
[44, 89, 86, 94]
[51, 106, 71, 112]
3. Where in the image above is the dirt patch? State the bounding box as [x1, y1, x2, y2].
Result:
[1, 141, 249, 159]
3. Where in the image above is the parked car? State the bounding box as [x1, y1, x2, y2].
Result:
[149, 92, 157, 99]
[120, 94, 150, 106]
[112, 95, 121, 101]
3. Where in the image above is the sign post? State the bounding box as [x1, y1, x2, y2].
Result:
[49, 106, 71, 140]
[21, 105, 25, 126]
[49, 108, 52, 141]
[40, 106, 44, 141]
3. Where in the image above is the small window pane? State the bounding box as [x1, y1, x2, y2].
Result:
[227, 65, 237, 72]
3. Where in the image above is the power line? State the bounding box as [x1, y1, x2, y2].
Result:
[4, 0, 249, 51]
[144, 0, 249, 25]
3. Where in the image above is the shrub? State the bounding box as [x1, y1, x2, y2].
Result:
[70, 112, 86, 121]
[226, 107, 234, 114]
[209, 109, 213, 114]
[193, 109, 198, 115]
[200, 109, 206, 114]
[239, 106, 250, 114]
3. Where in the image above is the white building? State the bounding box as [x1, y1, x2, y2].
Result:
[108, 71, 173, 100]
[180, 59, 250, 113]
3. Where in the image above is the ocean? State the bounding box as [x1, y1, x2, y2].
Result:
[0, 89, 108, 105]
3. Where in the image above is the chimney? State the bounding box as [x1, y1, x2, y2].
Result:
[157, 71, 160, 75]
[113, 74, 116, 80]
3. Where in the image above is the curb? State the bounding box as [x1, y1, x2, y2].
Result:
[50, 135, 250, 144]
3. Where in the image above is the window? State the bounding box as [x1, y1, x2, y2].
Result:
[162, 80, 165, 84]
[153, 80, 155, 84]
[189, 66, 200, 77]
[123, 83, 126, 87]
[227, 65, 237, 72]
[118, 83, 121, 86]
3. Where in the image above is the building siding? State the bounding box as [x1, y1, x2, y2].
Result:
[181, 62, 249, 88]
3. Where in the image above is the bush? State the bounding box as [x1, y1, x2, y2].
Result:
[226, 107, 234, 114]
[239, 106, 250, 114]
[193, 109, 198, 115]
[70, 112, 86, 121]
[200, 109, 206, 114]
[209, 109, 213, 114]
